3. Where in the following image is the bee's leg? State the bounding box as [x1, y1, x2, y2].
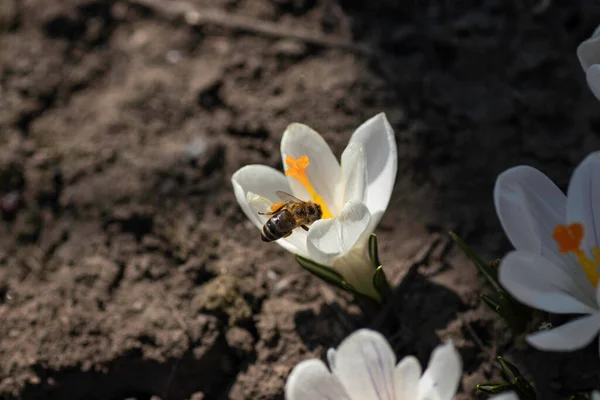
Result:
[258, 211, 275, 215]
[283, 231, 293, 238]
[300, 225, 309, 231]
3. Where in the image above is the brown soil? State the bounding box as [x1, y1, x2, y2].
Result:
[2, 0, 600, 399]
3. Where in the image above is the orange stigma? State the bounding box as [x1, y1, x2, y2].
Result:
[285, 155, 333, 219]
[553, 223, 600, 287]
[553, 223, 584, 253]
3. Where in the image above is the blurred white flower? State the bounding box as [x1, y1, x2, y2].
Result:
[577, 25, 600, 100]
[231, 114, 397, 299]
[490, 393, 519, 400]
[495, 152, 600, 353]
[285, 329, 461, 400]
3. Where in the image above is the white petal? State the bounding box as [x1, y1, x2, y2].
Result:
[349, 113, 397, 230]
[577, 31, 600, 71]
[490, 392, 520, 400]
[586, 65, 600, 101]
[499, 251, 597, 313]
[281, 123, 341, 214]
[394, 356, 421, 400]
[247, 192, 309, 257]
[418, 341, 462, 400]
[493, 165, 566, 266]
[340, 142, 367, 205]
[306, 201, 371, 266]
[567, 151, 600, 252]
[232, 164, 291, 229]
[331, 244, 378, 299]
[592, 390, 600, 400]
[327, 348, 336, 370]
[246, 192, 272, 219]
[526, 313, 600, 351]
[285, 359, 352, 400]
[330, 329, 396, 400]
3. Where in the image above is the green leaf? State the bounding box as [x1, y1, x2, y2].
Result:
[340, 280, 383, 305]
[481, 293, 502, 312]
[477, 356, 537, 399]
[498, 356, 522, 382]
[481, 295, 527, 334]
[477, 382, 514, 394]
[503, 291, 534, 326]
[492, 357, 537, 399]
[373, 265, 391, 301]
[294, 255, 379, 303]
[514, 376, 537, 399]
[368, 233, 380, 269]
[450, 232, 534, 333]
[340, 280, 357, 293]
[294, 255, 346, 290]
[498, 293, 531, 333]
[449, 232, 501, 291]
[481, 294, 517, 328]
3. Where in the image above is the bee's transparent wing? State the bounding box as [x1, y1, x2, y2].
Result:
[275, 190, 303, 203]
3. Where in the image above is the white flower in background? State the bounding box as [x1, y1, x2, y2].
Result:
[231, 114, 397, 300]
[577, 25, 600, 100]
[491, 394, 519, 400]
[285, 328, 462, 400]
[495, 152, 600, 353]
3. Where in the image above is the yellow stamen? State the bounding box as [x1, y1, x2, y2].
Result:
[553, 223, 600, 287]
[285, 155, 333, 219]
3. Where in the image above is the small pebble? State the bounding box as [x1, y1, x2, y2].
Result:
[1, 191, 20, 215]
[166, 50, 182, 64]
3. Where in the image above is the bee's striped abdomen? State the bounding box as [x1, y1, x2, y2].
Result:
[261, 219, 283, 242]
[261, 210, 297, 242]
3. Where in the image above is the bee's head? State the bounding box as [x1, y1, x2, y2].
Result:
[310, 204, 323, 220]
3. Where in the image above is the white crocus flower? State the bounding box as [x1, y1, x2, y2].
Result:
[231, 113, 397, 300]
[577, 24, 600, 100]
[285, 328, 462, 400]
[495, 152, 600, 353]
[490, 394, 519, 400]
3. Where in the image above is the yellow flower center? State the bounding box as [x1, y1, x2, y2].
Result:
[553, 223, 600, 287]
[285, 155, 333, 219]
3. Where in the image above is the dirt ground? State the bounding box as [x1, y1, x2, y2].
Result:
[2, 0, 600, 399]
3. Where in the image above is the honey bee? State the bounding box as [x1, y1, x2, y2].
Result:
[259, 191, 323, 242]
